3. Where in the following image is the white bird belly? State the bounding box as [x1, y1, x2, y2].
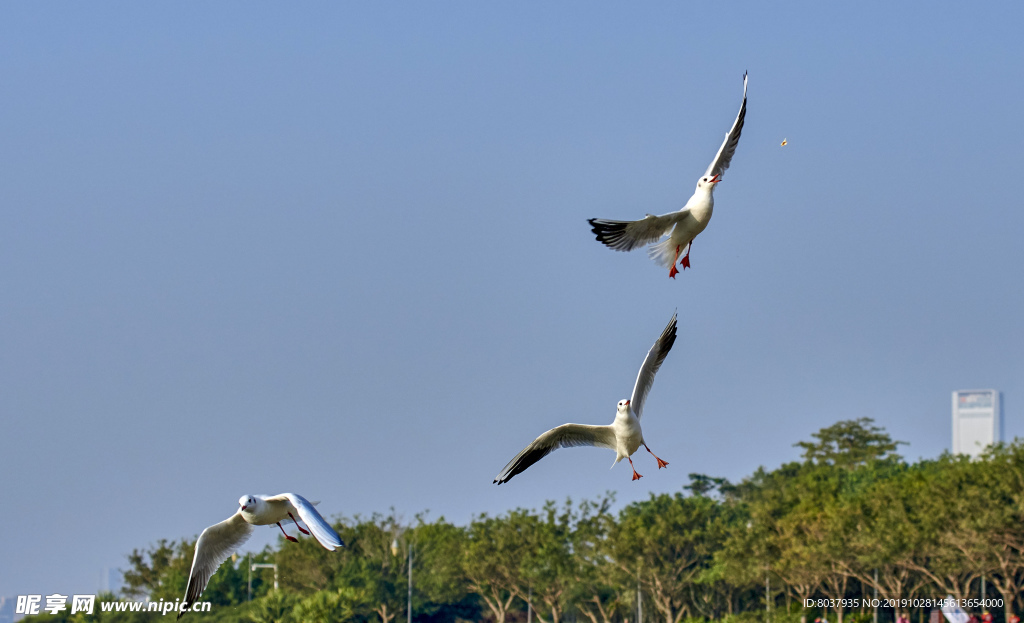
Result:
[245, 504, 291, 526]
[612, 416, 644, 459]
[673, 205, 712, 243]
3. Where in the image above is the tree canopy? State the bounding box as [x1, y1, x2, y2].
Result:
[21, 421, 1023, 623]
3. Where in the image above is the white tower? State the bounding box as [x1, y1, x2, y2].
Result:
[952, 389, 1003, 458]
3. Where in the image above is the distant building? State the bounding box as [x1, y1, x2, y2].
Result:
[0, 596, 16, 623]
[952, 389, 1003, 458]
[100, 568, 123, 596]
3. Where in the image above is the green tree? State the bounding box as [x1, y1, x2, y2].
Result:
[121, 539, 192, 601]
[122, 539, 268, 607]
[795, 418, 905, 469]
[275, 516, 355, 594]
[567, 497, 625, 623]
[520, 503, 570, 623]
[348, 513, 406, 623]
[837, 461, 932, 622]
[958, 444, 1024, 622]
[405, 516, 472, 622]
[462, 510, 531, 623]
[244, 590, 299, 623]
[292, 587, 370, 623]
[610, 493, 725, 623]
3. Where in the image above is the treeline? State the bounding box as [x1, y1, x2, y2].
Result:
[25, 420, 1024, 623]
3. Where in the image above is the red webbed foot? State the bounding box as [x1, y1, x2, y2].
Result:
[278, 522, 300, 543]
[628, 456, 643, 480]
[644, 444, 669, 469]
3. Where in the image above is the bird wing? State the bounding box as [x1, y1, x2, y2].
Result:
[180, 511, 253, 619]
[703, 71, 748, 181]
[267, 493, 344, 550]
[277, 499, 319, 526]
[493, 423, 617, 484]
[588, 211, 690, 252]
[629, 311, 678, 420]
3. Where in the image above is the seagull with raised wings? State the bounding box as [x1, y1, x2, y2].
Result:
[178, 493, 344, 618]
[589, 72, 747, 278]
[493, 311, 677, 484]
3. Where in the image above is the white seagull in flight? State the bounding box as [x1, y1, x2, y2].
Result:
[589, 72, 747, 278]
[494, 311, 677, 484]
[178, 493, 344, 618]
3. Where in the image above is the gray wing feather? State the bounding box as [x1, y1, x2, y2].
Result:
[589, 212, 690, 252]
[284, 493, 344, 550]
[494, 423, 616, 484]
[629, 312, 678, 420]
[703, 71, 748, 180]
[179, 512, 253, 619]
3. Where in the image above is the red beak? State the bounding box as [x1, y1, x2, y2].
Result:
[625, 400, 630, 405]
[710, 174, 721, 184]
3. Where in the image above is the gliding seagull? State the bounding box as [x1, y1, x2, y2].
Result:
[589, 72, 747, 278]
[493, 311, 677, 484]
[178, 493, 344, 618]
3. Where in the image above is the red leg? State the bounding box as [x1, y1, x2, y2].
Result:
[628, 456, 643, 481]
[289, 512, 311, 535]
[277, 522, 299, 542]
[644, 443, 669, 469]
[668, 245, 681, 279]
[681, 242, 691, 269]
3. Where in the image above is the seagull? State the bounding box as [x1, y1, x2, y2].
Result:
[178, 493, 344, 618]
[588, 72, 747, 278]
[493, 311, 677, 484]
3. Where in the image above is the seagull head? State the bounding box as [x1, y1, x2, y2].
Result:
[238, 495, 257, 513]
[696, 174, 721, 193]
[617, 399, 631, 413]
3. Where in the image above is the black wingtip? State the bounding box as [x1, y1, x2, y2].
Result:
[588, 219, 629, 247]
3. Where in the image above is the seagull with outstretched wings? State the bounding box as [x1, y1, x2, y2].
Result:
[589, 72, 747, 278]
[178, 493, 344, 618]
[494, 312, 677, 484]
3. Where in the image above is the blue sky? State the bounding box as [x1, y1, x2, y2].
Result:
[1, 2, 1022, 596]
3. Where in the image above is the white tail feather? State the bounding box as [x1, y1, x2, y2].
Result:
[647, 238, 687, 268]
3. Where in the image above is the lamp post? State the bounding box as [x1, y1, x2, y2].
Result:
[391, 536, 413, 623]
[527, 585, 532, 623]
[873, 569, 878, 623]
[247, 557, 278, 601]
[252, 564, 279, 591]
[636, 565, 643, 623]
